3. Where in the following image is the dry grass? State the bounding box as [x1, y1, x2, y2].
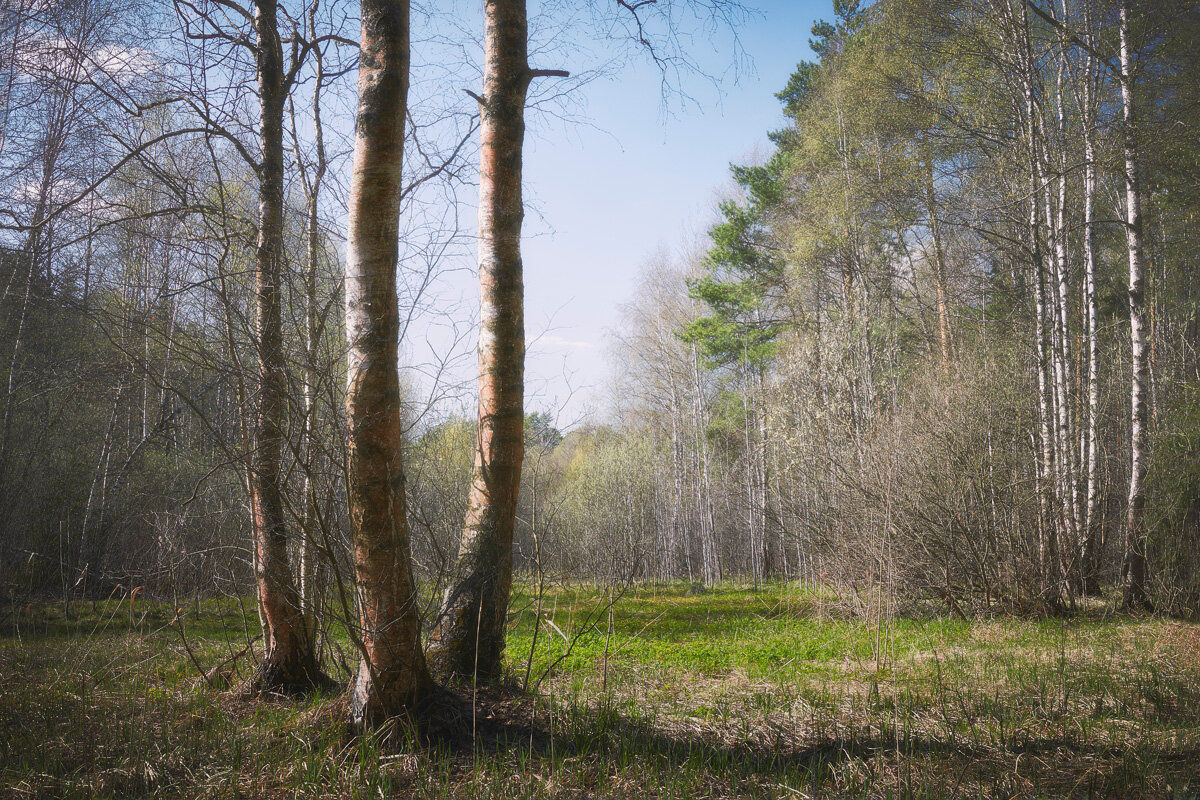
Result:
[1, 586, 1198, 798]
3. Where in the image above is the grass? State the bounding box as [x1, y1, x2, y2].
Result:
[2, 583, 1199, 798]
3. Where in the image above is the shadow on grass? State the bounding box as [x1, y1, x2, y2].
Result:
[440, 687, 1200, 796]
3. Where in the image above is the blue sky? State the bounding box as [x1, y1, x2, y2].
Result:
[410, 0, 834, 427]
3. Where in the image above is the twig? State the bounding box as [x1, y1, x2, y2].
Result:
[172, 609, 212, 688]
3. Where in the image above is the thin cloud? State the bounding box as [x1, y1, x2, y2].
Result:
[539, 334, 595, 350]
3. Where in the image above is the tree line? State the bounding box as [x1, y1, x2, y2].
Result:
[601, 0, 1200, 616]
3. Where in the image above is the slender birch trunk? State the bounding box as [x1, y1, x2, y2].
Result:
[288, 2, 331, 648]
[690, 342, 719, 585]
[1119, 0, 1150, 609]
[1080, 2, 1102, 597]
[427, 0, 565, 681]
[298, 167, 322, 646]
[922, 146, 952, 375]
[757, 367, 779, 578]
[1015, 0, 1060, 604]
[247, 0, 326, 693]
[668, 381, 684, 580]
[1050, 13, 1082, 592]
[1045, 120, 1077, 597]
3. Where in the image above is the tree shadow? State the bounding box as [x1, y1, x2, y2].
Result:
[413, 687, 1200, 795]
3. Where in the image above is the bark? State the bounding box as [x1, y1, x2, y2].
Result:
[247, 0, 326, 694]
[756, 369, 780, 578]
[290, 1, 331, 648]
[345, 0, 431, 725]
[1045, 133, 1076, 597]
[1016, 0, 1061, 605]
[692, 345, 720, 585]
[1080, 1, 1102, 596]
[922, 146, 951, 375]
[1119, 0, 1150, 610]
[1031, 188, 1060, 603]
[668, 381, 684, 580]
[428, 0, 539, 682]
[743, 367, 758, 585]
[1049, 19, 1081, 592]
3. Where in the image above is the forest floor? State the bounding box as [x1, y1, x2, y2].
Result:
[1, 584, 1198, 798]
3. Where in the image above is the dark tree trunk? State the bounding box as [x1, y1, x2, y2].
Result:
[247, 0, 326, 695]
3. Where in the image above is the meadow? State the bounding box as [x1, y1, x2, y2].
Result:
[1, 584, 1198, 799]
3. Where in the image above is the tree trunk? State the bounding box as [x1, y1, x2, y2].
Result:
[428, 0, 537, 682]
[247, 0, 326, 694]
[1080, 2, 1102, 596]
[922, 146, 951, 375]
[1119, 0, 1150, 610]
[345, 0, 431, 725]
[693, 346, 720, 585]
[1015, 0, 1062, 607]
[289, 3, 331, 651]
[1049, 23, 1082, 594]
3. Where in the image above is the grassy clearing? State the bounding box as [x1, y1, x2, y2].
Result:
[1, 584, 1198, 798]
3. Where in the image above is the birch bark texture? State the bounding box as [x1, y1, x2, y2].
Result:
[1118, 0, 1150, 609]
[248, 0, 325, 693]
[344, 0, 431, 724]
[427, 0, 559, 682]
[1080, 0, 1101, 597]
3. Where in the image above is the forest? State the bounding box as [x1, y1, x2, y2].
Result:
[2, 0, 1200, 797]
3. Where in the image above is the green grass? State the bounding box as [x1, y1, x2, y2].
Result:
[2, 584, 1199, 798]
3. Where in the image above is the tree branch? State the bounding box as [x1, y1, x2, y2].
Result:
[1023, 0, 1120, 79]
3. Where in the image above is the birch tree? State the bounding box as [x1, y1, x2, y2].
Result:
[243, 0, 331, 694]
[1118, 0, 1149, 609]
[427, 0, 566, 683]
[344, 0, 431, 724]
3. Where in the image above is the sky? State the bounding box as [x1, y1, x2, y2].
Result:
[409, 0, 834, 429]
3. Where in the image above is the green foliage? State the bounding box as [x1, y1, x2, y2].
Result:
[683, 177, 787, 371]
[525, 411, 563, 451]
[808, 0, 867, 60]
[776, 61, 821, 122]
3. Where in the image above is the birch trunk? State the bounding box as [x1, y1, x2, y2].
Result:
[1080, 1, 1102, 596]
[1016, 0, 1060, 604]
[428, 0, 557, 681]
[247, 0, 326, 693]
[345, 0, 431, 723]
[427, 0, 529, 677]
[922, 147, 952, 374]
[1044, 136, 1076, 597]
[1050, 19, 1082, 592]
[1119, 0, 1150, 609]
[289, 3, 330, 648]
